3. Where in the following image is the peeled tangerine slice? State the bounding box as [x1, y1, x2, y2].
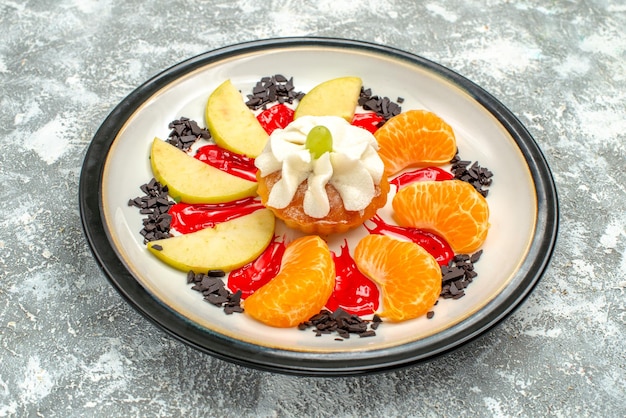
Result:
[374, 109, 457, 176]
[147, 208, 275, 273]
[244, 236, 335, 328]
[392, 179, 489, 254]
[354, 234, 441, 322]
[150, 138, 257, 204]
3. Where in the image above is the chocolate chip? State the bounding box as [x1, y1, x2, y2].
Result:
[449, 282, 460, 296]
[205, 294, 229, 305]
[224, 305, 244, 315]
[441, 266, 465, 282]
[470, 250, 483, 263]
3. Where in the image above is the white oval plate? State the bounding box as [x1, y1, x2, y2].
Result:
[80, 38, 558, 375]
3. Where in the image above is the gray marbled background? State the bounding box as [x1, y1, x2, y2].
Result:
[1, 0, 624, 416]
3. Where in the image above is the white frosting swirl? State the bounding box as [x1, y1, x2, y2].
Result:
[255, 115, 384, 218]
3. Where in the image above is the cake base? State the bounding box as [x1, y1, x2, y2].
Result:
[257, 171, 390, 235]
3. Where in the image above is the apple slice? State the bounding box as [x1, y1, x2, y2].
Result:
[150, 138, 257, 204]
[205, 79, 269, 158]
[294, 76, 362, 122]
[147, 208, 275, 273]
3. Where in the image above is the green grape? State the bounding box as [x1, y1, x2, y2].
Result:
[305, 125, 333, 159]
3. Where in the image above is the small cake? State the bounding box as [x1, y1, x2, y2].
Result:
[255, 115, 389, 235]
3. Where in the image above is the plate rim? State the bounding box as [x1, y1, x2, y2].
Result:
[79, 36, 559, 376]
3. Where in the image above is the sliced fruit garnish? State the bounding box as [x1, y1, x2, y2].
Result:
[392, 180, 489, 253]
[146, 208, 275, 273]
[243, 235, 335, 328]
[294, 76, 362, 122]
[354, 234, 441, 322]
[374, 109, 457, 176]
[150, 138, 257, 204]
[205, 79, 269, 158]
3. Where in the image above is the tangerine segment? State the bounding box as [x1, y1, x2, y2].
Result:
[243, 235, 335, 328]
[392, 180, 489, 254]
[354, 234, 441, 322]
[374, 110, 457, 176]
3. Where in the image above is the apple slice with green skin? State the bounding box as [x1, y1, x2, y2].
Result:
[205, 79, 269, 158]
[294, 76, 362, 122]
[150, 137, 257, 204]
[147, 208, 275, 273]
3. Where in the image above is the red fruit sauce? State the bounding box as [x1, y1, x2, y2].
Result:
[390, 167, 454, 189]
[326, 240, 380, 316]
[228, 237, 286, 299]
[256, 104, 294, 134]
[351, 112, 384, 134]
[256, 104, 385, 135]
[169, 197, 265, 234]
[194, 145, 258, 182]
[364, 215, 454, 266]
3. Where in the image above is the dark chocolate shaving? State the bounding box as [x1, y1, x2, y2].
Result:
[450, 153, 493, 197]
[358, 87, 402, 124]
[167, 117, 211, 151]
[440, 250, 483, 300]
[298, 308, 381, 340]
[128, 178, 174, 243]
[245, 75, 305, 110]
[187, 270, 243, 315]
